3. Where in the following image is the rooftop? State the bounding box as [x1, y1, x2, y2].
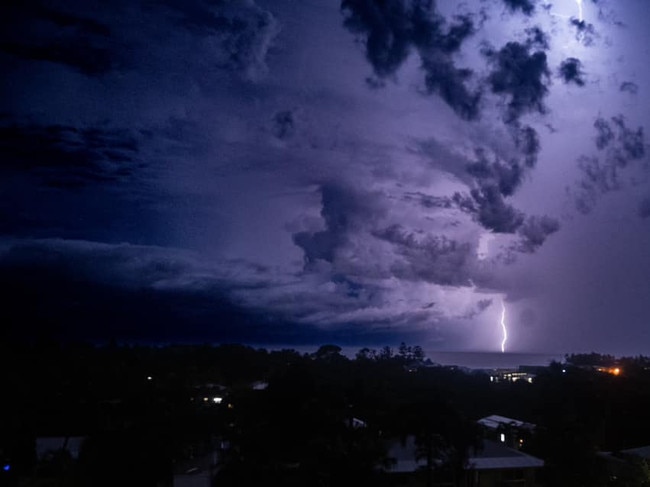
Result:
[477, 415, 535, 431]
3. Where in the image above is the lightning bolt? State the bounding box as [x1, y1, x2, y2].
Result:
[500, 299, 508, 353]
[576, 0, 584, 22]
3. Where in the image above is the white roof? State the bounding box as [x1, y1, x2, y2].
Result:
[621, 446, 650, 459]
[468, 440, 544, 470]
[386, 437, 543, 473]
[477, 415, 535, 430]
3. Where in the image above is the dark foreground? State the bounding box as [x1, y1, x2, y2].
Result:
[1, 342, 649, 487]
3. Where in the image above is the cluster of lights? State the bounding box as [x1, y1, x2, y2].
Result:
[597, 367, 621, 376]
[201, 396, 223, 404]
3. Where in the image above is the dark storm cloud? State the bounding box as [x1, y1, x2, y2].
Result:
[515, 124, 541, 167]
[558, 57, 586, 87]
[502, 0, 536, 16]
[272, 110, 295, 140]
[0, 250, 423, 344]
[421, 58, 482, 120]
[514, 215, 560, 253]
[152, 0, 278, 75]
[573, 155, 619, 214]
[292, 183, 382, 265]
[620, 81, 639, 95]
[402, 191, 454, 210]
[0, 0, 278, 79]
[0, 239, 318, 344]
[340, 0, 481, 120]
[0, 238, 434, 342]
[465, 149, 523, 197]
[372, 224, 473, 285]
[0, 2, 115, 76]
[416, 129, 544, 238]
[569, 19, 597, 46]
[594, 116, 615, 150]
[610, 116, 646, 162]
[524, 26, 549, 50]
[639, 198, 650, 219]
[0, 123, 142, 188]
[484, 41, 550, 122]
[453, 186, 524, 233]
[594, 116, 645, 163]
[572, 115, 647, 214]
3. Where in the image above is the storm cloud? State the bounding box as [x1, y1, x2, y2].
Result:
[341, 0, 482, 119]
[558, 57, 586, 86]
[1, 0, 649, 353]
[572, 115, 647, 214]
[484, 40, 550, 121]
[0, 123, 142, 188]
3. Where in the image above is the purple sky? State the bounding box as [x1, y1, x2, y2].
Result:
[1, 0, 649, 354]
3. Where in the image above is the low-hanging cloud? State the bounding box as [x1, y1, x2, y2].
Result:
[340, 0, 482, 120]
[572, 115, 647, 214]
[484, 40, 550, 122]
[502, 0, 536, 16]
[558, 57, 586, 86]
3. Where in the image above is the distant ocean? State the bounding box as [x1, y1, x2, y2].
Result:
[419, 351, 565, 369]
[259, 345, 565, 370]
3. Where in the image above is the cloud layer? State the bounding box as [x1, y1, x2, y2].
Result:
[0, 0, 649, 353]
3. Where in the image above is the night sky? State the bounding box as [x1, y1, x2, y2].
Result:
[1, 0, 649, 354]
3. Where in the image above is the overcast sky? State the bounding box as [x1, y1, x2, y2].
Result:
[1, 0, 649, 354]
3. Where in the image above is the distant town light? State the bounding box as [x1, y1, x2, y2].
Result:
[612, 368, 621, 376]
[147, 376, 152, 381]
[203, 397, 209, 402]
[562, 369, 566, 373]
[213, 397, 223, 404]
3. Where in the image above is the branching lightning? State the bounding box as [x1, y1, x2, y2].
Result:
[500, 299, 508, 353]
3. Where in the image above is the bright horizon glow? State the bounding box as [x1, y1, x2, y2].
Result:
[500, 299, 508, 353]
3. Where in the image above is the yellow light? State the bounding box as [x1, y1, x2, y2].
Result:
[612, 368, 620, 376]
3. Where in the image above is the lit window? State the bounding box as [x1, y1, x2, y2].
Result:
[500, 433, 505, 443]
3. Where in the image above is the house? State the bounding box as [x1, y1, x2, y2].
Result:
[488, 369, 536, 384]
[35, 436, 86, 461]
[385, 436, 543, 486]
[598, 445, 650, 483]
[477, 415, 535, 449]
[466, 439, 543, 487]
[173, 450, 220, 487]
